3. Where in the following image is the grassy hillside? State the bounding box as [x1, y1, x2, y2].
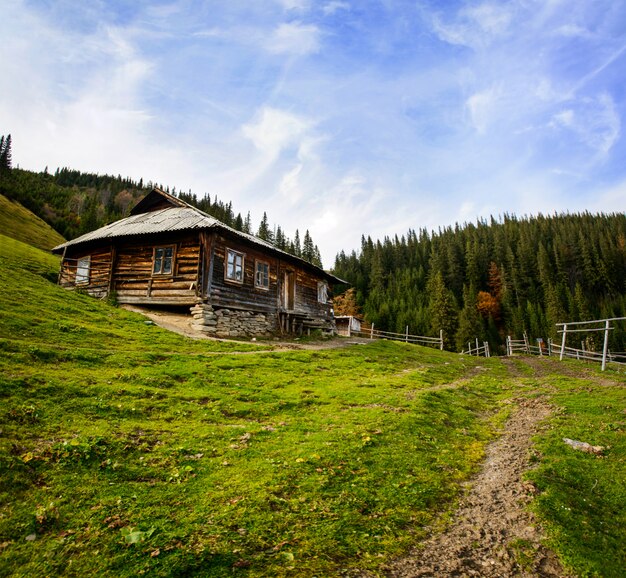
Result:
[0, 236, 624, 577]
[0, 193, 66, 251]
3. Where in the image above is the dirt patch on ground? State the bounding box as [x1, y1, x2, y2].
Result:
[379, 395, 568, 578]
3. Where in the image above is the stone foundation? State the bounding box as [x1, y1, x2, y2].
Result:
[190, 303, 276, 338]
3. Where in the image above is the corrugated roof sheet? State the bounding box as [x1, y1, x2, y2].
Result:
[51, 204, 346, 284]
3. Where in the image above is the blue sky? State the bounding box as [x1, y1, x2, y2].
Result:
[2, 0, 626, 265]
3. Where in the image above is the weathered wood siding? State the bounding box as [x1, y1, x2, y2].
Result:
[114, 233, 201, 305]
[208, 232, 333, 321]
[59, 247, 112, 299]
[283, 264, 333, 319]
[209, 233, 280, 313]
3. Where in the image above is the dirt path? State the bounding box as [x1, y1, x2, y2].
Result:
[377, 361, 569, 577]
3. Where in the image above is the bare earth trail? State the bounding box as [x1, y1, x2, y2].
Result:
[378, 358, 569, 578]
[129, 308, 571, 575]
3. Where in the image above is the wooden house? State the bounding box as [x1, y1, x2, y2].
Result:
[52, 189, 344, 337]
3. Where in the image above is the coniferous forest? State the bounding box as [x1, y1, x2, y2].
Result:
[0, 135, 322, 267]
[333, 214, 626, 353]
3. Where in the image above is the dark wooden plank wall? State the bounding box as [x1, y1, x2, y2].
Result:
[113, 234, 201, 305]
[287, 265, 333, 319]
[209, 232, 333, 319]
[210, 234, 280, 313]
[59, 247, 112, 297]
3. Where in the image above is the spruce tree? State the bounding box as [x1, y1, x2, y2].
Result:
[427, 271, 458, 350]
[303, 229, 315, 262]
[257, 212, 272, 242]
[0, 134, 12, 174]
[293, 229, 302, 257]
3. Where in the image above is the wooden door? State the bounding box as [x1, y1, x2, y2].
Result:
[283, 271, 295, 311]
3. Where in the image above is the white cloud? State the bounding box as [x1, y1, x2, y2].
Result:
[550, 94, 620, 156]
[278, 163, 304, 201]
[276, 0, 311, 11]
[465, 86, 501, 133]
[266, 21, 321, 56]
[242, 106, 313, 162]
[551, 109, 574, 128]
[432, 2, 514, 49]
[323, 2, 350, 16]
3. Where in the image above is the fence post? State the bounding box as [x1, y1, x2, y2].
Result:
[523, 332, 530, 354]
[560, 324, 567, 361]
[547, 338, 552, 356]
[468, 341, 471, 355]
[506, 336, 511, 356]
[484, 342, 490, 358]
[601, 319, 610, 371]
[405, 325, 409, 343]
[370, 323, 375, 340]
[439, 329, 444, 350]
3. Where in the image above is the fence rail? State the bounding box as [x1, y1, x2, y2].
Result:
[461, 339, 491, 357]
[506, 316, 626, 371]
[352, 323, 444, 350]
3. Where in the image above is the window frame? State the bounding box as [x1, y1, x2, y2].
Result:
[225, 248, 245, 284]
[152, 245, 175, 276]
[76, 255, 91, 285]
[254, 259, 270, 291]
[317, 281, 328, 304]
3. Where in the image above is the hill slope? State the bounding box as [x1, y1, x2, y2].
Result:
[0, 193, 65, 251]
[1, 233, 624, 577]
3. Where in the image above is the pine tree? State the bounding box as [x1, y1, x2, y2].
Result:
[456, 285, 482, 351]
[293, 229, 302, 257]
[313, 245, 323, 268]
[302, 229, 315, 262]
[243, 212, 252, 234]
[0, 134, 12, 175]
[257, 212, 272, 242]
[427, 271, 458, 350]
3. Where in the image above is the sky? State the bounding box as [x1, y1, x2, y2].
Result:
[2, 0, 626, 266]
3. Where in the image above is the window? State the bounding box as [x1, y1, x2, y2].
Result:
[153, 246, 174, 275]
[317, 281, 328, 304]
[226, 248, 244, 283]
[255, 260, 270, 290]
[76, 256, 91, 284]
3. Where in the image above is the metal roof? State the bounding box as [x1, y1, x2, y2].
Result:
[52, 207, 220, 250]
[52, 201, 346, 284]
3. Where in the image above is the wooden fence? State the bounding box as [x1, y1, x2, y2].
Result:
[506, 333, 551, 356]
[461, 338, 491, 357]
[556, 317, 626, 371]
[506, 317, 626, 371]
[351, 323, 444, 350]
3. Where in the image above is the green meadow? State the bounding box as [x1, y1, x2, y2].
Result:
[0, 232, 624, 577]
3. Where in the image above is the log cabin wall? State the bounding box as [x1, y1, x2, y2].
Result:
[113, 233, 201, 305]
[209, 233, 281, 314]
[190, 231, 335, 336]
[59, 246, 112, 299]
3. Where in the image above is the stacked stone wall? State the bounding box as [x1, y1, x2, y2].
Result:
[190, 303, 276, 338]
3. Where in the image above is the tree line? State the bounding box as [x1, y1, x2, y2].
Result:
[0, 135, 323, 267]
[332, 213, 626, 353]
